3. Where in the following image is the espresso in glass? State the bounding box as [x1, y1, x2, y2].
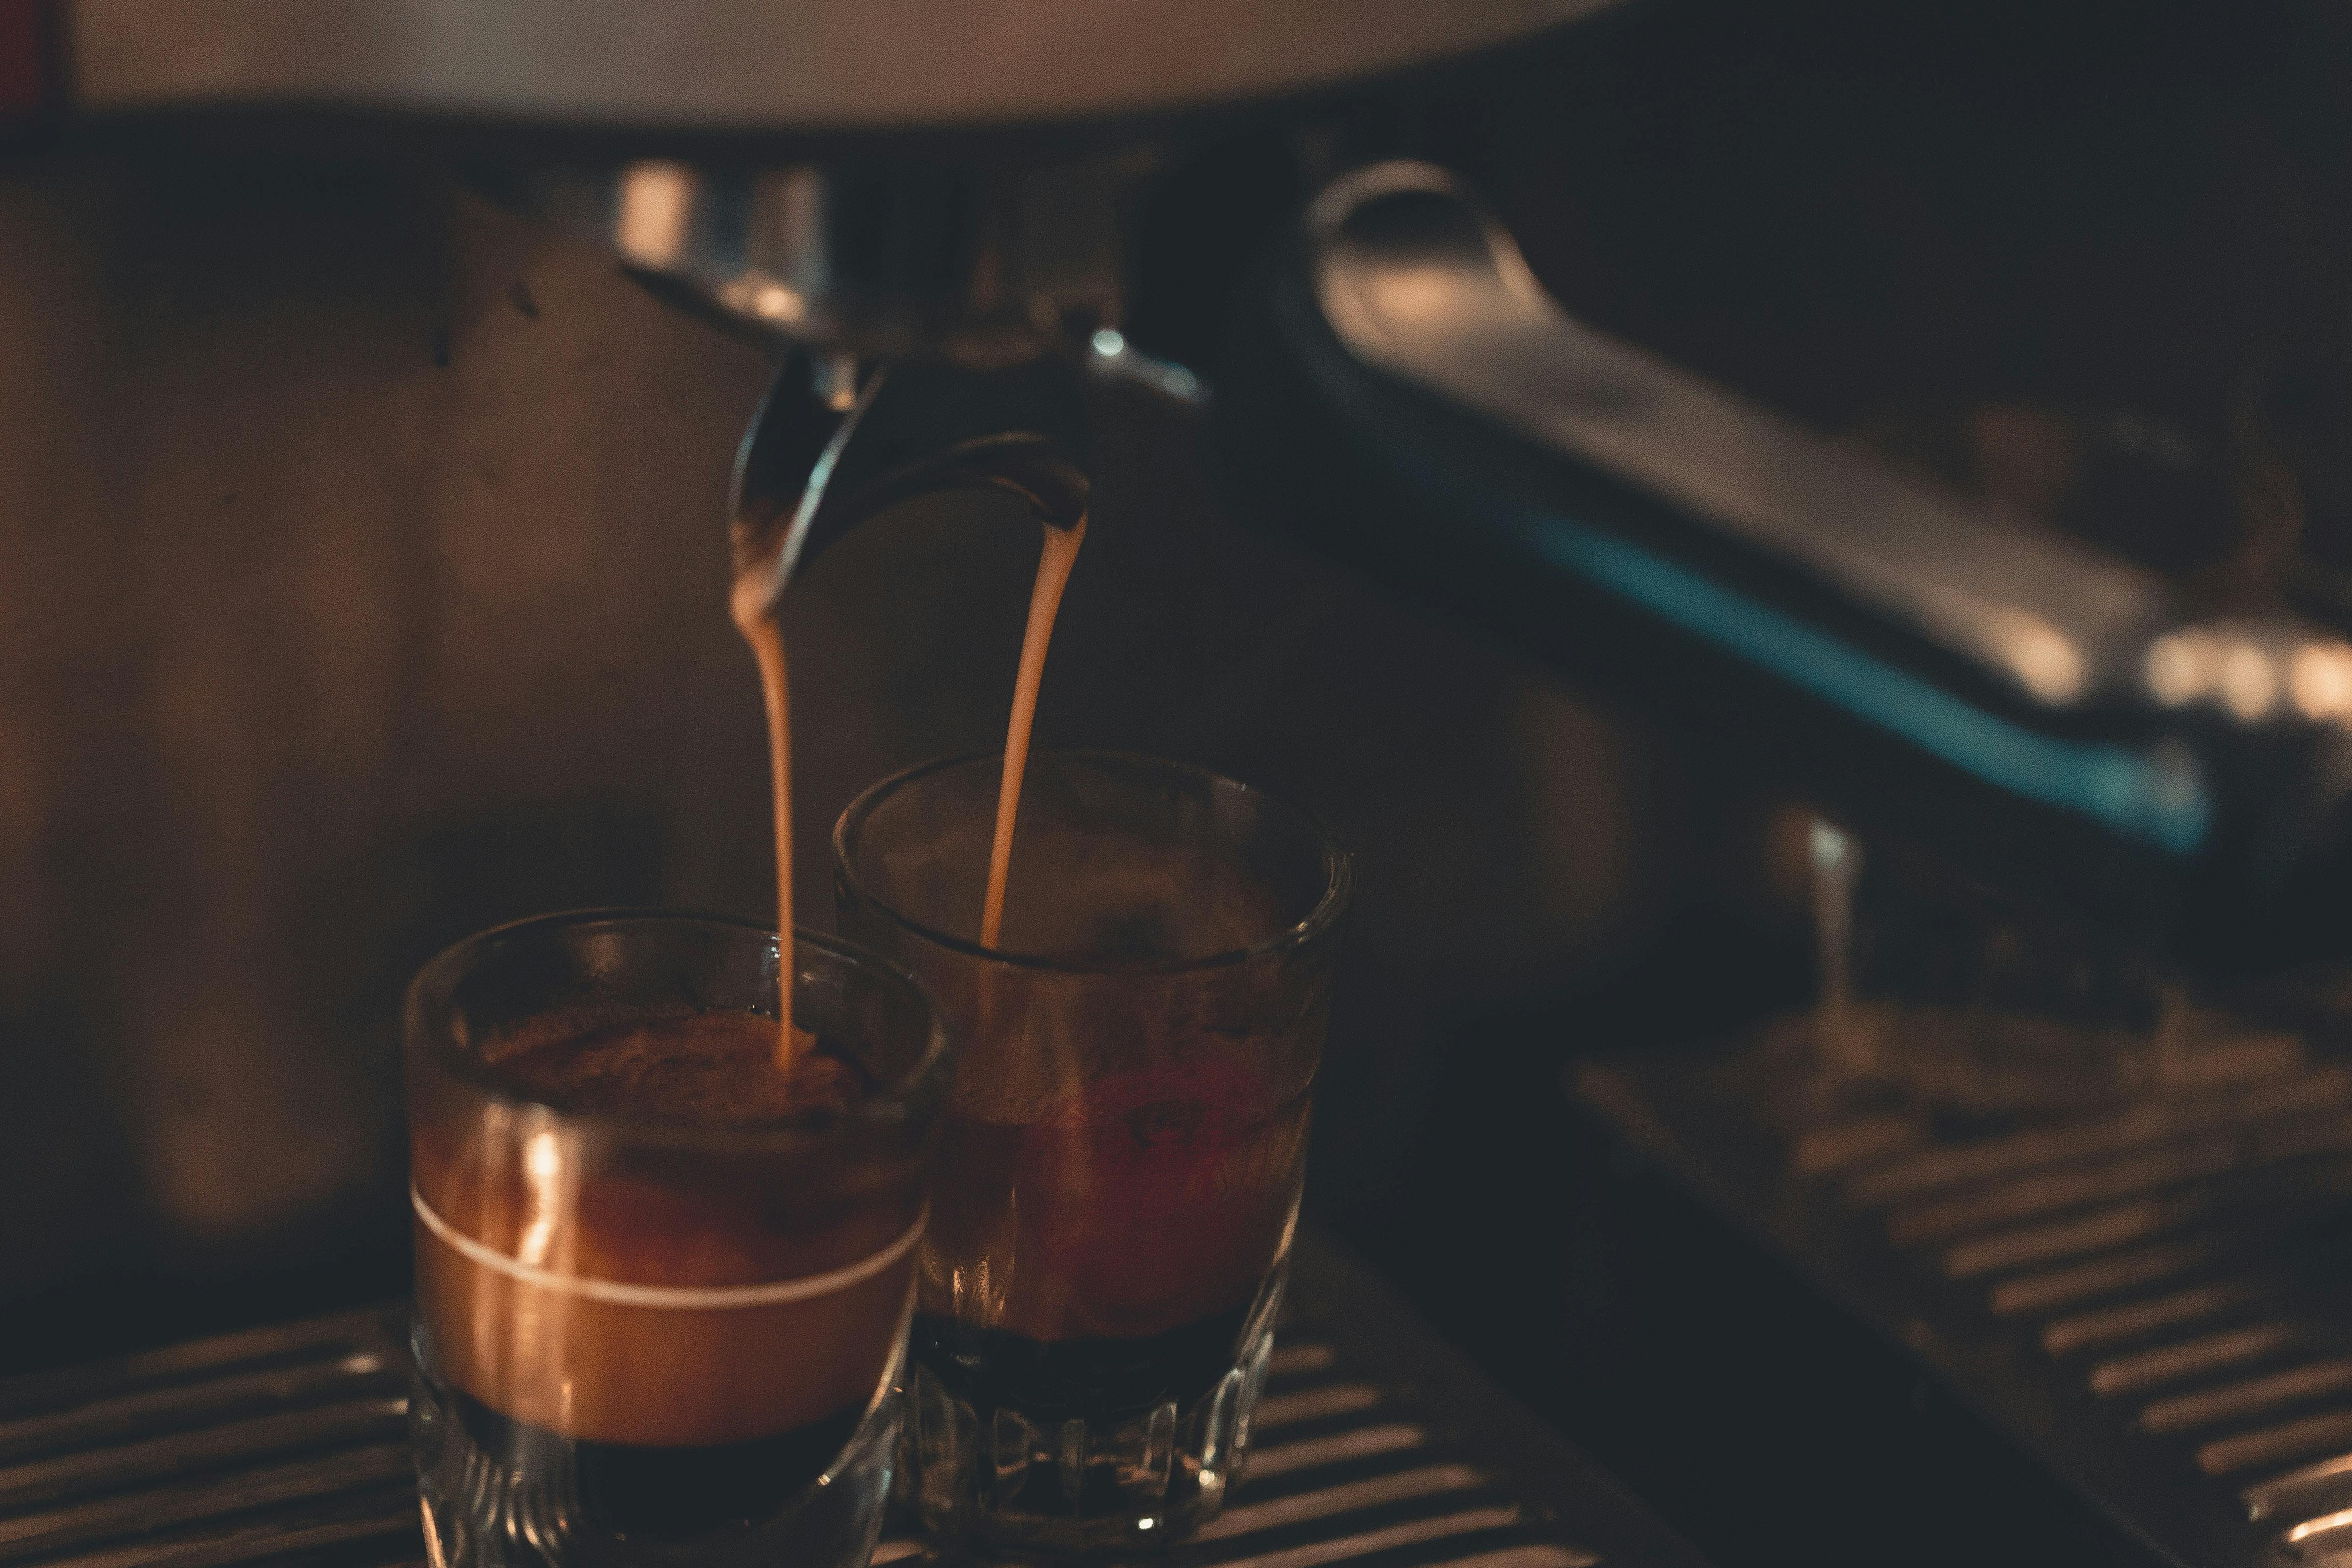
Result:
[835, 750, 1351, 1551]
[406, 913, 947, 1568]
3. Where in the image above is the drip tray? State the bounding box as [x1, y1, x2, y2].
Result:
[1575, 1024, 2352, 1568]
[0, 1236, 1707, 1568]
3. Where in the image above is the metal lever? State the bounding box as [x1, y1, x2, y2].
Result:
[1218, 161, 2352, 967]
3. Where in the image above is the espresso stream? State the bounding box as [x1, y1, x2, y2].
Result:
[982, 516, 1088, 949]
[729, 595, 818, 1065]
[733, 514, 1086, 1068]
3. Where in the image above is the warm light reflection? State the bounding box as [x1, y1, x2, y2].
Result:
[1995, 612, 2087, 703]
[752, 282, 802, 321]
[2144, 631, 2208, 706]
[2144, 627, 2352, 726]
[2292, 643, 2352, 720]
[614, 161, 694, 268]
[2219, 643, 2278, 721]
[516, 1130, 563, 1267]
[717, 276, 807, 325]
[1367, 266, 1470, 327]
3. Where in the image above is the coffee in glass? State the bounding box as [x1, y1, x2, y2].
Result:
[405, 912, 947, 1568]
[834, 750, 1350, 1551]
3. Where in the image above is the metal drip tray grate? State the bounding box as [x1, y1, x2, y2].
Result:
[1577, 1025, 2352, 1568]
[0, 1241, 1706, 1568]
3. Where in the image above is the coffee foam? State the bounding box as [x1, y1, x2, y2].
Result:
[482, 1008, 859, 1125]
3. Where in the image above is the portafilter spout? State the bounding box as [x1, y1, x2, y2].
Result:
[728, 349, 1092, 619]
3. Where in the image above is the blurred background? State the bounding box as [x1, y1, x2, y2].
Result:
[6, 0, 2352, 1561]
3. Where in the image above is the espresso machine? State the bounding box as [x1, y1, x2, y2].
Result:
[11, 3, 2352, 1567]
[30, 0, 2347, 946]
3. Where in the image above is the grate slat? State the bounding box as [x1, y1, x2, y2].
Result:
[2087, 1323, 2302, 1398]
[1583, 1012, 2352, 1568]
[0, 1304, 1655, 1568]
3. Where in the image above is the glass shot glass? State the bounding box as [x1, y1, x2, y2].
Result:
[833, 750, 1352, 1551]
[404, 911, 948, 1568]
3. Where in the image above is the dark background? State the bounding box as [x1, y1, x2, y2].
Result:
[5, 1, 2350, 1563]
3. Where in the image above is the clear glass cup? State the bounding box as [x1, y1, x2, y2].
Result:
[404, 911, 948, 1568]
[833, 750, 1352, 1551]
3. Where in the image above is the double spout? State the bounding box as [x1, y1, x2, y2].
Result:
[728, 350, 1092, 617]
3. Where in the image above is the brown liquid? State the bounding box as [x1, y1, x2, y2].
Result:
[413, 1011, 915, 1447]
[983, 517, 1088, 949]
[734, 509, 1086, 1018]
[925, 1060, 1310, 1343]
[730, 573, 818, 1071]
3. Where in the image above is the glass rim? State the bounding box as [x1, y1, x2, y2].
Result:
[404, 908, 950, 1151]
[831, 748, 1353, 976]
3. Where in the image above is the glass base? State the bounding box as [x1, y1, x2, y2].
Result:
[410, 1320, 901, 1568]
[900, 1264, 1285, 1552]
